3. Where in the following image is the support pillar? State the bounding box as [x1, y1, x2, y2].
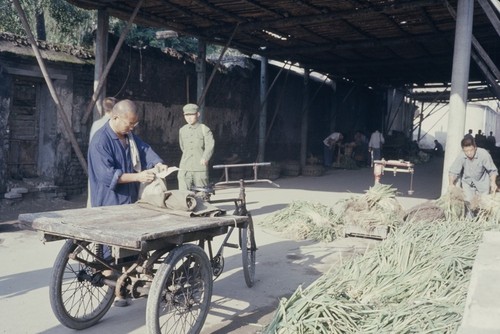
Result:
[300, 69, 310, 168]
[257, 56, 268, 162]
[93, 9, 109, 121]
[196, 39, 206, 122]
[441, 0, 474, 195]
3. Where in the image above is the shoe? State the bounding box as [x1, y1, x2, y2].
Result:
[114, 298, 129, 307]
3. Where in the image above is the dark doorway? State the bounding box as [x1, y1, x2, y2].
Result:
[7, 77, 40, 179]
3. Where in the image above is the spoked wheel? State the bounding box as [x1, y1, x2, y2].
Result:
[50, 240, 115, 329]
[146, 244, 213, 334]
[143, 247, 175, 279]
[240, 215, 257, 287]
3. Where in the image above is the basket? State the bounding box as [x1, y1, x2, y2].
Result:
[301, 165, 324, 176]
[281, 160, 301, 176]
[259, 164, 281, 180]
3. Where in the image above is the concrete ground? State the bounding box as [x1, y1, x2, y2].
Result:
[0, 158, 443, 334]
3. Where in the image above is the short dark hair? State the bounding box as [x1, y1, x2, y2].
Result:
[103, 97, 118, 113]
[461, 137, 476, 148]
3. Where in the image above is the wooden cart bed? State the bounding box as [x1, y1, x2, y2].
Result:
[18, 204, 248, 251]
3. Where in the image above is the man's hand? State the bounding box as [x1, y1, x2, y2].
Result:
[200, 158, 208, 166]
[137, 170, 155, 183]
[490, 182, 498, 194]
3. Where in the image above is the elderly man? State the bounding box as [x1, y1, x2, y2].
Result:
[88, 99, 167, 207]
[177, 103, 215, 191]
[449, 137, 497, 214]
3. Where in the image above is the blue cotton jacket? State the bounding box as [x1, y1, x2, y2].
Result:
[88, 123, 163, 207]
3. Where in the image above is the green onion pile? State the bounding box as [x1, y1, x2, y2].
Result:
[264, 201, 344, 242]
[263, 182, 500, 333]
[264, 183, 404, 242]
[265, 217, 500, 333]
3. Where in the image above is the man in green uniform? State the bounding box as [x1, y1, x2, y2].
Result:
[178, 103, 215, 190]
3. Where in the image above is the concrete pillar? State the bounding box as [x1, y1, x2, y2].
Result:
[93, 9, 109, 121]
[441, 0, 474, 195]
[257, 56, 268, 162]
[196, 40, 206, 122]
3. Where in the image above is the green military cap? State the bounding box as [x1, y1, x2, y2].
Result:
[183, 103, 199, 114]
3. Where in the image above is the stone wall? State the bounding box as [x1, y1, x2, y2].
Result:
[0, 65, 11, 194]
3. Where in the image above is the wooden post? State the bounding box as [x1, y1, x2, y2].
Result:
[257, 56, 268, 163]
[81, 0, 144, 124]
[196, 39, 206, 121]
[300, 69, 310, 168]
[93, 9, 109, 120]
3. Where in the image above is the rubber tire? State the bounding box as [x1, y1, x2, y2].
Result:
[50, 240, 115, 329]
[146, 244, 213, 334]
[240, 215, 256, 288]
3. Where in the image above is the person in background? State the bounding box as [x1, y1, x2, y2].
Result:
[433, 139, 443, 157]
[323, 131, 343, 168]
[449, 137, 497, 216]
[87, 97, 118, 207]
[487, 131, 496, 151]
[177, 103, 215, 191]
[474, 129, 487, 149]
[89, 97, 118, 142]
[368, 129, 385, 161]
[464, 129, 474, 140]
[88, 99, 167, 207]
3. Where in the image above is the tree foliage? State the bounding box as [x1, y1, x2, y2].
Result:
[0, 0, 244, 57]
[0, 0, 94, 46]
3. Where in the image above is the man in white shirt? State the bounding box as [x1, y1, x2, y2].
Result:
[369, 130, 385, 161]
[323, 132, 343, 167]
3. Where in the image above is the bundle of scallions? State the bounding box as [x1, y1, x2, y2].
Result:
[264, 183, 404, 242]
[264, 217, 500, 333]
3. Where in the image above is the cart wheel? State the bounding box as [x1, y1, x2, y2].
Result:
[240, 214, 257, 287]
[50, 240, 115, 330]
[143, 247, 174, 279]
[146, 244, 213, 334]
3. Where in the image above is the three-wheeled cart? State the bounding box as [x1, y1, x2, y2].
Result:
[18, 182, 256, 334]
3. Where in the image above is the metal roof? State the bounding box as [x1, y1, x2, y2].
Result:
[67, 0, 499, 90]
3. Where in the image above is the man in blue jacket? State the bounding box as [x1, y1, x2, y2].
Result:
[88, 99, 167, 207]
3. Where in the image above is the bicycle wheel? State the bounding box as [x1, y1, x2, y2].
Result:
[240, 215, 256, 288]
[50, 240, 115, 329]
[146, 244, 213, 334]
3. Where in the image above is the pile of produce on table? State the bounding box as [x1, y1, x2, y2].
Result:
[263, 184, 500, 333]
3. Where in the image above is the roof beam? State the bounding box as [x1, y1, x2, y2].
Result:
[477, 0, 500, 37]
[264, 31, 453, 56]
[201, 0, 443, 35]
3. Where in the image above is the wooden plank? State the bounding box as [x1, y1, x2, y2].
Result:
[18, 204, 247, 250]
